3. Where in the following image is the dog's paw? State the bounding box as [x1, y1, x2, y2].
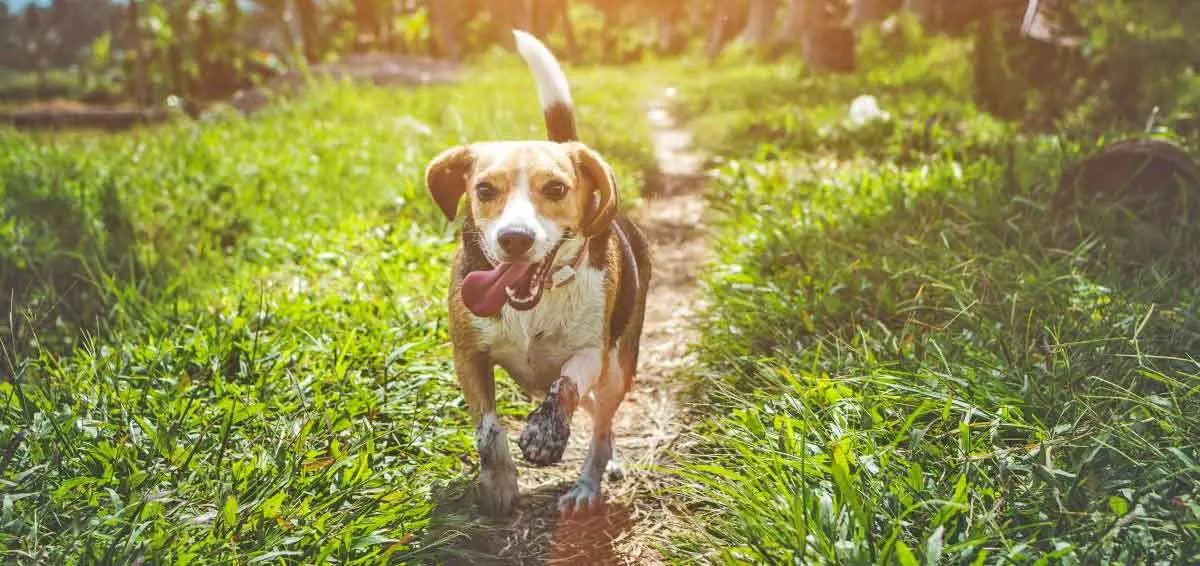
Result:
[478, 467, 519, 518]
[518, 381, 575, 466]
[558, 480, 604, 519]
[605, 457, 625, 482]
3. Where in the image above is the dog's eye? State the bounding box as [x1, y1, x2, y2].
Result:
[475, 182, 499, 201]
[541, 181, 568, 200]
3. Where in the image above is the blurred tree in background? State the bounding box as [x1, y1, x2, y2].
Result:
[0, 0, 1197, 130]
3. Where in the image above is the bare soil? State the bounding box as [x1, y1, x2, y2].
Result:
[440, 92, 708, 565]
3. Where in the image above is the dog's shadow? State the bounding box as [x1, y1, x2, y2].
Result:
[431, 477, 637, 565]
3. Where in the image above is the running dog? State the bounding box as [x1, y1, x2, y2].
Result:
[424, 30, 650, 518]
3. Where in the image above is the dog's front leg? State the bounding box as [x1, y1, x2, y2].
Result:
[458, 352, 518, 517]
[518, 347, 601, 466]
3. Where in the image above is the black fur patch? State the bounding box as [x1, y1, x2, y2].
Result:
[545, 102, 578, 143]
[587, 224, 609, 271]
[608, 215, 649, 340]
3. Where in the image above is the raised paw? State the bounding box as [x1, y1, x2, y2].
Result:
[478, 467, 519, 517]
[518, 380, 576, 466]
[558, 480, 604, 519]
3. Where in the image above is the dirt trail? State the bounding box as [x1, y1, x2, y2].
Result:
[446, 91, 709, 565]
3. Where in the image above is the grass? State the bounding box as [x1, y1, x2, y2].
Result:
[667, 37, 1200, 564]
[1, 58, 656, 563]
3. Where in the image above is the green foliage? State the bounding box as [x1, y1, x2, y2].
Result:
[1074, 0, 1200, 126]
[671, 42, 1200, 565]
[0, 61, 655, 563]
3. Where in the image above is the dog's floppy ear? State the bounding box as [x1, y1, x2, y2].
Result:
[425, 145, 475, 221]
[570, 144, 618, 237]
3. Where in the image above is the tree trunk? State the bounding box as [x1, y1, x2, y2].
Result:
[558, 0, 578, 61]
[778, 0, 809, 45]
[217, 0, 244, 97]
[167, 3, 188, 96]
[851, 0, 902, 28]
[486, 0, 530, 51]
[740, 0, 779, 47]
[529, 0, 576, 59]
[804, 24, 855, 72]
[224, 0, 242, 30]
[127, 0, 148, 105]
[706, 0, 743, 59]
[354, 0, 380, 51]
[295, 0, 320, 63]
[429, 0, 461, 59]
[905, 0, 938, 30]
[656, 0, 687, 54]
[378, 0, 394, 51]
[798, 1, 855, 72]
[596, 0, 622, 56]
[532, 0, 555, 37]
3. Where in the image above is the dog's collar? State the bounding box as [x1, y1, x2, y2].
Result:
[547, 240, 590, 289]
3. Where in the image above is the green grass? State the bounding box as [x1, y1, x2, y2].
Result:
[1, 59, 656, 563]
[669, 40, 1200, 564]
[0, 69, 83, 105]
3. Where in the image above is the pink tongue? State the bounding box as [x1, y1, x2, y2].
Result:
[462, 262, 535, 317]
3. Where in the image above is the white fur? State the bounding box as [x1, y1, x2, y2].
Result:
[513, 30, 573, 111]
[474, 264, 607, 394]
[561, 347, 603, 397]
[477, 412, 501, 446]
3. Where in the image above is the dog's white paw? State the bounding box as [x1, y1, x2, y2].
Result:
[605, 457, 625, 482]
[479, 467, 519, 518]
[558, 480, 603, 518]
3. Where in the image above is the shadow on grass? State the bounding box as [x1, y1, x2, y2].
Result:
[1, 171, 161, 369]
[431, 477, 637, 565]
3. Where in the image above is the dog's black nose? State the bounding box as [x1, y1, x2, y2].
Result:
[498, 228, 535, 257]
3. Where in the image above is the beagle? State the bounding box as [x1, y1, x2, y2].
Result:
[424, 31, 651, 518]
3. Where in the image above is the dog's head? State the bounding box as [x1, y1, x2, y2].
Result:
[426, 140, 618, 315]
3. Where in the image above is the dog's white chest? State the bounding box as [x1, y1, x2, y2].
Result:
[474, 266, 606, 394]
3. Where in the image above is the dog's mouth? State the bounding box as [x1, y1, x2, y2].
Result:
[462, 243, 565, 317]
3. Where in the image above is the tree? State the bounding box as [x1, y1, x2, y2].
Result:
[655, 0, 688, 54]
[706, 0, 746, 59]
[430, 0, 463, 60]
[740, 0, 779, 47]
[296, 0, 320, 63]
[532, 0, 577, 60]
[778, 0, 810, 45]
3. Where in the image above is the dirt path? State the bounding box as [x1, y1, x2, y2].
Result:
[444, 91, 709, 565]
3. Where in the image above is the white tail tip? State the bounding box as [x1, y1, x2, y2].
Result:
[512, 29, 574, 110]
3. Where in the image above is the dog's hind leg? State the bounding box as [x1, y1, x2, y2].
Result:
[518, 347, 601, 466]
[558, 350, 626, 518]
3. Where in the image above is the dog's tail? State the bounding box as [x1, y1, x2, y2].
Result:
[513, 30, 578, 143]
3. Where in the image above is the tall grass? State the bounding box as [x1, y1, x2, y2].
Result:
[670, 41, 1200, 564]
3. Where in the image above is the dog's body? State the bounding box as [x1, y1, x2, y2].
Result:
[425, 31, 650, 517]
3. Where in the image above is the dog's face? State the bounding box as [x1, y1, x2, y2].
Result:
[426, 141, 617, 266]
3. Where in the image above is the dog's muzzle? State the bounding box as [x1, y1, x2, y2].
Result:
[461, 235, 574, 317]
